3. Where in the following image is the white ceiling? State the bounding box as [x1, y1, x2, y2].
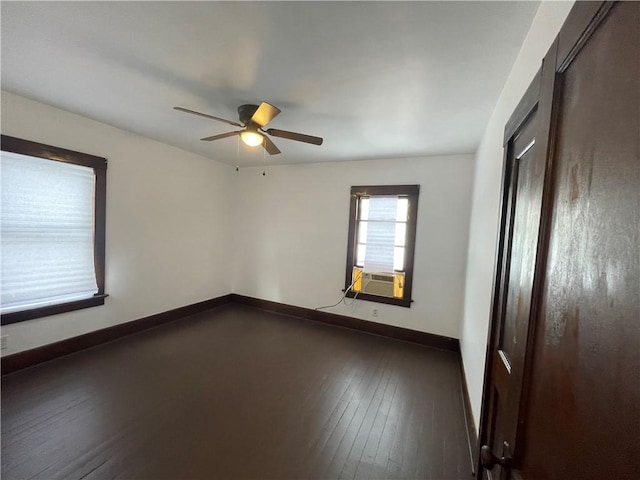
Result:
[1, 1, 540, 167]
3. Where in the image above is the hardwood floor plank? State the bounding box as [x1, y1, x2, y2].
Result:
[321, 349, 393, 478]
[385, 355, 420, 479]
[348, 349, 402, 479]
[352, 353, 402, 479]
[305, 345, 385, 478]
[2, 304, 469, 479]
[373, 352, 415, 478]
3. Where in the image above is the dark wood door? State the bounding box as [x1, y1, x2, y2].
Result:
[518, 2, 639, 478]
[479, 74, 546, 480]
[481, 2, 640, 479]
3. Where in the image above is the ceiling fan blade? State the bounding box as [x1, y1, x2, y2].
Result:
[262, 135, 281, 155]
[174, 107, 242, 127]
[265, 128, 323, 146]
[251, 102, 281, 128]
[200, 131, 240, 142]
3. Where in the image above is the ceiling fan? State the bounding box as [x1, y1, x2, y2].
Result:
[174, 102, 323, 155]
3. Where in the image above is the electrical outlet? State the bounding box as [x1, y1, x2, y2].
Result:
[372, 309, 379, 317]
[0, 336, 8, 350]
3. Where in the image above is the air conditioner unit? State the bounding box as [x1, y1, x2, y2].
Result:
[361, 272, 395, 297]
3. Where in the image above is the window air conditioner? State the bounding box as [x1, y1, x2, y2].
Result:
[361, 272, 395, 297]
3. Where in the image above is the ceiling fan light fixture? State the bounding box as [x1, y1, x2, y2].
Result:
[240, 130, 263, 147]
[175, 102, 323, 155]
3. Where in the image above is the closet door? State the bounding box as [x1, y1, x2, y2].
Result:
[519, 2, 639, 478]
[478, 76, 545, 480]
[480, 2, 639, 479]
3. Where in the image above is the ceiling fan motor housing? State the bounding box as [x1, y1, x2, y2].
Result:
[238, 104, 259, 126]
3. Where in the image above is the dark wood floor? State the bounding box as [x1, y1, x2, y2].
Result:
[1, 304, 471, 479]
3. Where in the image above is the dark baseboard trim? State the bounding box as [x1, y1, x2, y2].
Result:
[2, 293, 459, 375]
[1, 294, 233, 375]
[230, 294, 460, 352]
[459, 353, 479, 476]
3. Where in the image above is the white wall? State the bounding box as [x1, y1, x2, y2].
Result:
[460, 0, 575, 429]
[1, 92, 473, 356]
[232, 155, 474, 339]
[1, 91, 235, 355]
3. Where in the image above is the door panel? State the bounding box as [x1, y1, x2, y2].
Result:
[482, 104, 542, 479]
[500, 117, 540, 368]
[519, 2, 639, 478]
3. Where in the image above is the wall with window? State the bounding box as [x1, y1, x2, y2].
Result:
[232, 154, 474, 340]
[0, 91, 235, 356]
[460, 0, 575, 430]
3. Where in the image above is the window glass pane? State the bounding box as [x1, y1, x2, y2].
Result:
[394, 246, 405, 271]
[395, 222, 407, 247]
[364, 196, 398, 272]
[359, 197, 369, 220]
[356, 244, 366, 266]
[397, 198, 409, 221]
[0, 151, 98, 313]
[358, 221, 368, 243]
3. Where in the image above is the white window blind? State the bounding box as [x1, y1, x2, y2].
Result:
[363, 196, 398, 273]
[1, 151, 98, 314]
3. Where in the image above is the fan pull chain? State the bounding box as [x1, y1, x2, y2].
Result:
[235, 135, 240, 172]
[262, 141, 266, 176]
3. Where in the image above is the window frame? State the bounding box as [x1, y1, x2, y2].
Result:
[344, 184, 419, 308]
[1, 135, 107, 325]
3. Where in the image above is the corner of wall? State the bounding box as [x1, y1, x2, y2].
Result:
[459, 0, 575, 431]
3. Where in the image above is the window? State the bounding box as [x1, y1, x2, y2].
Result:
[1, 135, 107, 325]
[344, 185, 419, 307]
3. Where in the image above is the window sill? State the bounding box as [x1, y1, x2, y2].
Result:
[344, 291, 412, 308]
[1, 294, 108, 325]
